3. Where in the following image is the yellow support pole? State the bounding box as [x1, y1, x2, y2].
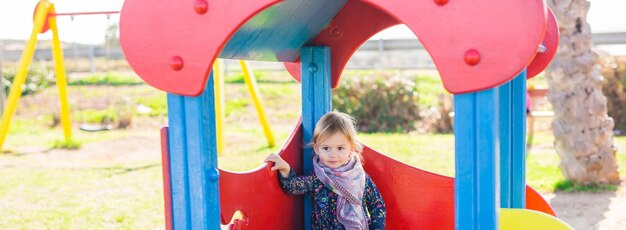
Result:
[213, 59, 225, 155]
[240, 60, 275, 148]
[0, 0, 50, 151]
[48, 3, 72, 142]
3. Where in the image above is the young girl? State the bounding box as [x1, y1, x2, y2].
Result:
[265, 112, 386, 230]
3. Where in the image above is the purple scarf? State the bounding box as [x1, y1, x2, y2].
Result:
[313, 155, 367, 230]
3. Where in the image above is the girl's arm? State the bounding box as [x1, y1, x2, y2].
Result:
[278, 169, 317, 195]
[265, 153, 317, 195]
[365, 176, 386, 230]
[264, 154, 291, 177]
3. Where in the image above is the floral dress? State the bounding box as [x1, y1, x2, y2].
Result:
[279, 169, 386, 230]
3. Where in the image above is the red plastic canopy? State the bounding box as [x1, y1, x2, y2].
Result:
[120, 0, 550, 96]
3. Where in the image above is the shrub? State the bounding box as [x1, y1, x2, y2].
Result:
[599, 55, 626, 131]
[114, 96, 135, 129]
[1, 66, 55, 96]
[333, 75, 421, 133]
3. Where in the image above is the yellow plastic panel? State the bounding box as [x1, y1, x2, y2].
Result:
[500, 208, 573, 230]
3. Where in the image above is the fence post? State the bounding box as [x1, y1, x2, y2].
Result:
[0, 40, 5, 112]
[0, 66, 6, 114]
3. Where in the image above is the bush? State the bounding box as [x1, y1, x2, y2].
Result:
[1, 66, 55, 96]
[599, 55, 626, 131]
[333, 75, 421, 133]
[114, 96, 135, 129]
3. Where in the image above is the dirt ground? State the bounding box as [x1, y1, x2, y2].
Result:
[544, 184, 626, 230]
[4, 128, 625, 230]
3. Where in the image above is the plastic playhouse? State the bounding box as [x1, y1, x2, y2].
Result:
[118, 0, 571, 229]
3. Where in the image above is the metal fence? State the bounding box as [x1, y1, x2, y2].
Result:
[1, 32, 625, 72]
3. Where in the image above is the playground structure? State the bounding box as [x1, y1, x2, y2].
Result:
[119, 0, 571, 229]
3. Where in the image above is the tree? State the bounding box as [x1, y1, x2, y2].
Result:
[545, 0, 620, 184]
[105, 22, 119, 47]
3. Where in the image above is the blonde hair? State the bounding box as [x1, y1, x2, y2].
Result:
[311, 111, 363, 161]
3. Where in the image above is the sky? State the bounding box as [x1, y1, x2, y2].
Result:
[0, 0, 625, 45]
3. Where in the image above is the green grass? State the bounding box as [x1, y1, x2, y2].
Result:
[134, 94, 167, 117]
[76, 108, 119, 124]
[52, 138, 83, 149]
[0, 164, 163, 229]
[614, 135, 626, 176]
[526, 148, 565, 191]
[2, 118, 143, 151]
[218, 124, 295, 172]
[360, 133, 455, 177]
[554, 180, 619, 192]
[69, 73, 144, 86]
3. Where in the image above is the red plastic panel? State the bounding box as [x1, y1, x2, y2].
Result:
[119, 0, 281, 96]
[526, 186, 557, 216]
[361, 146, 455, 229]
[527, 8, 560, 79]
[219, 120, 303, 229]
[284, 1, 400, 87]
[217, 125, 555, 229]
[362, 145, 556, 229]
[361, 0, 547, 93]
[122, 0, 549, 96]
[160, 127, 173, 230]
[288, 0, 547, 93]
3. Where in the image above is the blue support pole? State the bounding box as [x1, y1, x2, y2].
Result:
[454, 88, 500, 230]
[167, 73, 221, 229]
[301, 46, 332, 230]
[499, 70, 527, 208]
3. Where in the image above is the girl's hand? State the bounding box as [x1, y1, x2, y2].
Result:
[264, 153, 291, 178]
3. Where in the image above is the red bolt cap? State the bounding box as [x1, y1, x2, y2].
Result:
[434, 0, 449, 6]
[194, 0, 209, 14]
[170, 56, 184, 71]
[464, 49, 481, 66]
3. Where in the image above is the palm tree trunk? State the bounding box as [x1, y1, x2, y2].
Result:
[545, 0, 620, 184]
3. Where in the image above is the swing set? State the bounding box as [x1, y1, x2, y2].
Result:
[0, 0, 275, 153]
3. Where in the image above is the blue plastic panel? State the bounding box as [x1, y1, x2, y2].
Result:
[499, 70, 527, 208]
[301, 46, 332, 230]
[220, 0, 347, 62]
[167, 73, 220, 229]
[454, 88, 500, 230]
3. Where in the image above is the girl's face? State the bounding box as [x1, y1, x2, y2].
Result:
[315, 132, 353, 169]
